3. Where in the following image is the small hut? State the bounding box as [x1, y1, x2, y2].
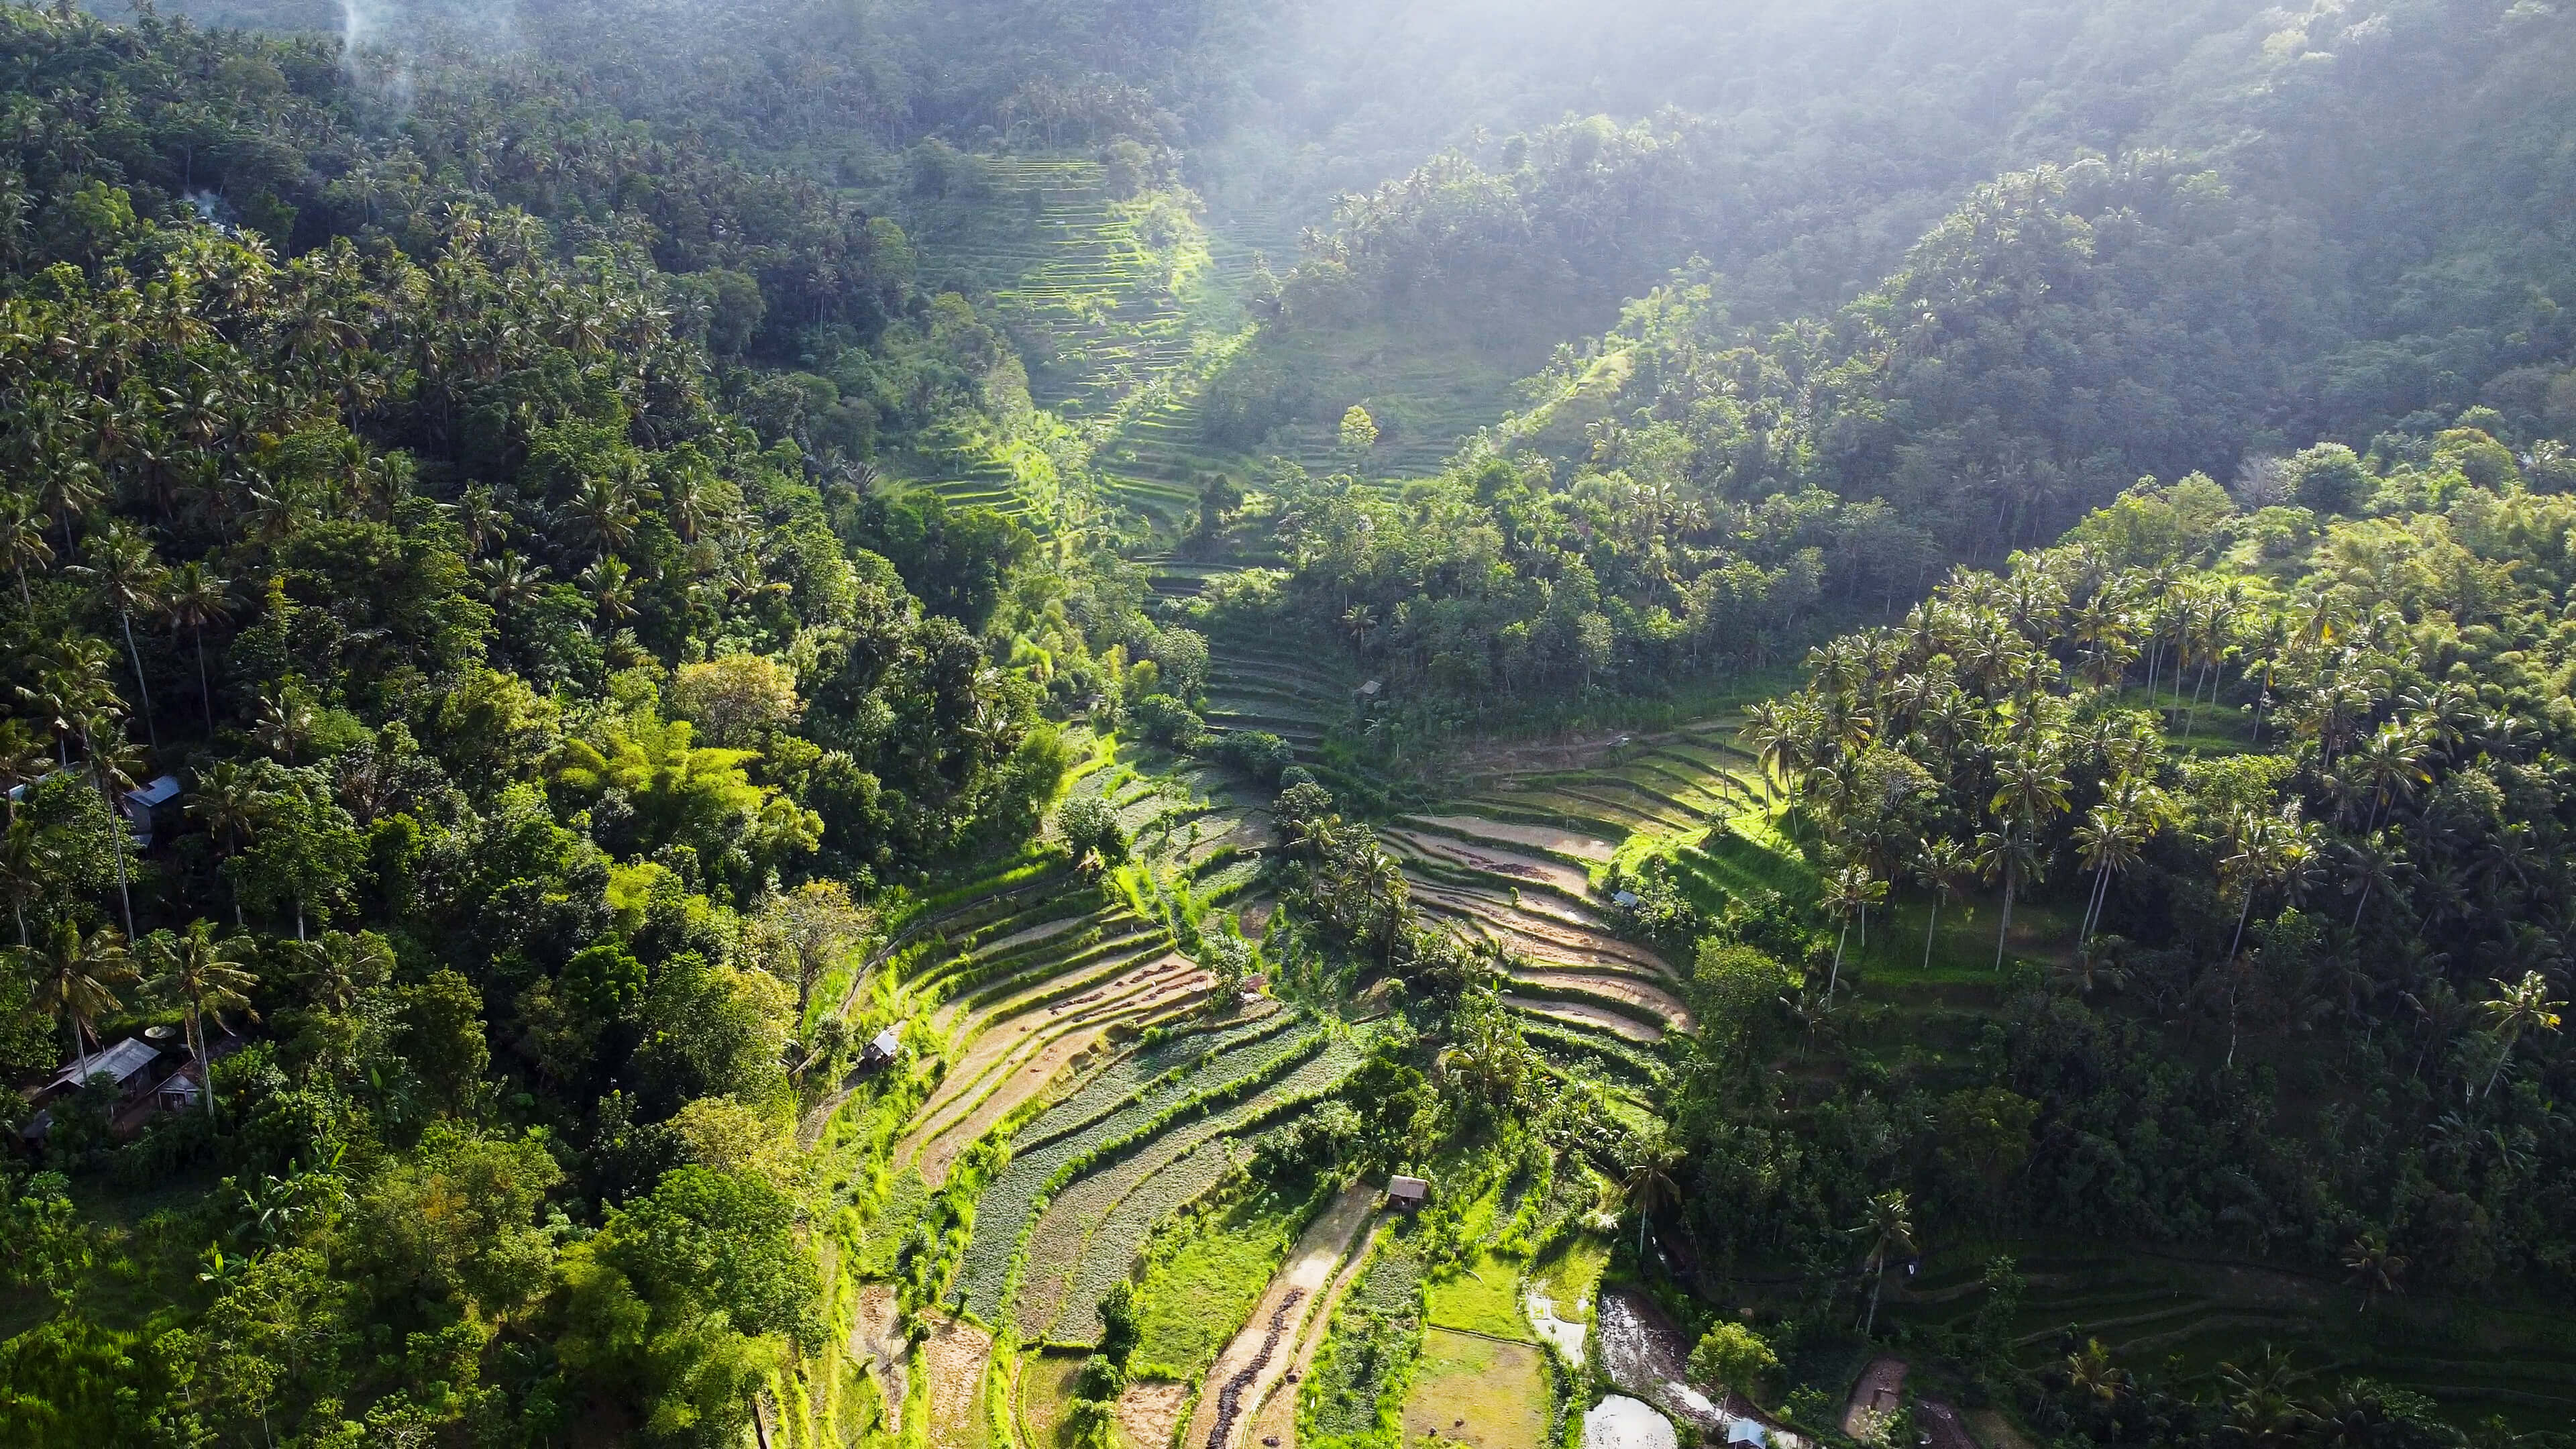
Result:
[859, 1027, 904, 1071]
[120, 775, 182, 846]
[1387, 1175, 1430, 1210]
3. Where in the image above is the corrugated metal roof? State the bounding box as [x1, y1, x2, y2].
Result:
[49, 1036, 161, 1091]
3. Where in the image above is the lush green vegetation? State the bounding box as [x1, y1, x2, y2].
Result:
[7, 1, 2576, 1447]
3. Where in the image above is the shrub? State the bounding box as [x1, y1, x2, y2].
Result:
[1214, 729, 1293, 785]
[1058, 796, 1129, 866]
[1130, 694, 1207, 750]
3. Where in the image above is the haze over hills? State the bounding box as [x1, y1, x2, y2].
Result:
[3, 3, 2575, 1447]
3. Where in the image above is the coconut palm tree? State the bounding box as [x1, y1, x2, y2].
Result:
[2221, 806, 2316, 962]
[1821, 862, 1884, 997]
[189, 759, 272, 925]
[1914, 838, 1974, 971]
[2340, 1232, 2406, 1313]
[2071, 804, 2145, 949]
[1621, 1129, 1684, 1258]
[18, 919, 135, 1082]
[140, 920, 258, 1117]
[0, 819, 52, 947]
[2477, 971, 2564, 1099]
[17, 637, 121, 768]
[1853, 1189, 1917, 1337]
[0, 721, 46, 827]
[68, 521, 167, 750]
[1973, 827, 2044, 973]
[82, 715, 145, 936]
[160, 560, 231, 734]
[1983, 748, 2069, 969]
[0, 490, 55, 608]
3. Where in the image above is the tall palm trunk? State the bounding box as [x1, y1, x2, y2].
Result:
[86, 740, 134, 937]
[1829, 922, 1849, 996]
[1993, 864, 2017, 971]
[188, 1005, 216, 1117]
[1921, 896, 1941, 970]
[117, 609, 156, 751]
[195, 627, 215, 734]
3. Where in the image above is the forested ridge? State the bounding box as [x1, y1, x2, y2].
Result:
[3, 1, 2575, 1447]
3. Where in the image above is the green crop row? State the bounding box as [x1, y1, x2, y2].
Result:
[955, 1024, 1329, 1321]
[1043, 1040, 1368, 1344]
[1016, 1010, 1306, 1153]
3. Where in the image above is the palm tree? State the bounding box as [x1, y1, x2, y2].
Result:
[561, 471, 653, 557]
[189, 759, 271, 925]
[1358, 848, 1410, 965]
[2221, 807, 2314, 962]
[160, 561, 231, 734]
[2349, 720, 2430, 833]
[0, 819, 52, 947]
[140, 921, 258, 1117]
[0, 490, 55, 607]
[578, 555, 637, 625]
[17, 637, 121, 767]
[2337, 832, 2406, 934]
[287, 929, 394, 1012]
[1822, 862, 1884, 997]
[449, 484, 510, 557]
[1973, 827, 2044, 972]
[1621, 1130, 1684, 1258]
[68, 521, 166, 751]
[252, 690, 318, 765]
[1853, 1188, 1917, 1337]
[474, 551, 549, 613]
[1914, 838, 1974, 970]
[0, 721, 46, 826]
[2071, 804, 2145, 949]
[2339, 1233, 2406, 1313]
[1984, 749, 2069, 969]
[82, 714, 144, 936]
[18, 919, 135, 1081]
[2477, 971, 2564, 1099]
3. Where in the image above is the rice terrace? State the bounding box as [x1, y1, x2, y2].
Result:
[5, 3, 2576, 1449]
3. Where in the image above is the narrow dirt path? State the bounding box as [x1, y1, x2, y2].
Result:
[1243, 1214, 1383, 1449]
[1184, 1184, 1379, 1449]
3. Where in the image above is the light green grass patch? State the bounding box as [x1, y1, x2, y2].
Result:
[1527, 1234, 1611, 1322]
[1016, 1349, 1089, 1449]
[1399, 1328, 1553, 1449]
[1132, 1191, 1305, 1379]
[1424, 1248, 1531, 1341]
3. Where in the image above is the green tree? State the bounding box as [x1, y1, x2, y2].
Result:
[2476, 971, 2564, 1099]
[557, 1167, 823, 1446]
[139, 920, 258, 1117]
[397, 968, 490, 1118]
[1337, 404, 1379, 459]
[1853, 1188, 1916, 1338]
[1688, 1320, 1779, 1401]
[18, 919, 133, 1080]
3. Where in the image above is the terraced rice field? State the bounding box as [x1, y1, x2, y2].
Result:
[1377, 717, 1772, 1049]
[950, 1010, 1316, 1321]
[1897, 1249, 2576, 1423]
[1014, 1034, 1368, 1346]
[1198, 627, 1355, 759]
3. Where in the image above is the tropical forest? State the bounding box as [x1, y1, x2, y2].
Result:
[3, 1, 2575, 1447]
